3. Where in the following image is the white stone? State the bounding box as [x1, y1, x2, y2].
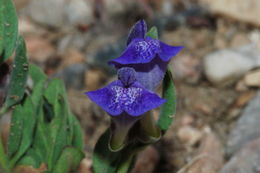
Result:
[65, 0, 94, 26]
[27, 0, 66, 28]
[203, 44, 260, 85]
[27, 0, 94, 28]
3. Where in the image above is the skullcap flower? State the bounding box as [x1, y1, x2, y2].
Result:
[85, 67, 165, 117]
[109, 20, 183, 90]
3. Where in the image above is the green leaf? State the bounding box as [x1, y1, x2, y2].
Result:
[145, 26, 158, 39]
[15, 75, 83, 172]
[0, 0, 18, 63]
[9, 98, 37, 167]
[43, 81, 70, 170]
[52, 147, 84, 173]
[49, 115, 69, 171]
[17, 155, 38, 169]
[30, 80, 45, 106]
[4, 36, 28, 108]
[45, 100, 68, 171]
[8, 105, 24, 157]
[69, 114, 84, 150]
[0, 2, 3, 56]
[29, 64, 47, 85]
[157, 69, 176, 131]
[44, 79, 67, 117]
[17, 148, 43, 169]
[33, 107, 50, 165]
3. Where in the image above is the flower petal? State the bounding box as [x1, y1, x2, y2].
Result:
[85, 81, 124, 116]
[117, 67, 136, 87]
[159, 42, 183, 61]
[134, 58, 167, 91]
[109, 38, 160, 65]
[126, 19, 147, 45]
[110, 56, 168, 91]
[124, 82, 165, 116]
[85, 80, 165, 117]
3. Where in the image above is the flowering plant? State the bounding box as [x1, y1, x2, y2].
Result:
[86, 20, 182, 173]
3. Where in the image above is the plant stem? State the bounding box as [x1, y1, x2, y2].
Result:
[116, 154, 134, 173]
[139, 112, 161, 143]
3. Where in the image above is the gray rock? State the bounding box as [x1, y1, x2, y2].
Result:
[221, 138, 260, 173]
[203, 44, 260, 85]
[27, 0, 93, 28]
[27, 0, 66, 28]
[65, 0, 93, 26]
[227, 91, 260, 155]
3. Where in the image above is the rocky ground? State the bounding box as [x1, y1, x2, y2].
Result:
[3, 0, 260, 172]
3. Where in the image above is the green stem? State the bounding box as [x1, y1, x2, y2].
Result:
[139, 112, 161, 143]
[116, 154, 134, 173]
[109, 121, 132, 152]
[109, 114, 139, 152]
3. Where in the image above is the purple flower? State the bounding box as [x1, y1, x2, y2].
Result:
[85, 67, 165, 117]
[85, 67, 165, 151]
[109, 20, 183, 91]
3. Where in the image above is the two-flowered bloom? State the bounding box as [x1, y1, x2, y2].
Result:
[85, 20, 182, 151]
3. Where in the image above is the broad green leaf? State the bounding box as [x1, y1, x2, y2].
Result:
[157, 69, 176, 131]
[69, 114, 84, 150]
[33, 99, 64, 171]
[29, 64, 47, 85]
[17, 155, 38, 169]
[16, 149, 48, 173]
[4, 36, 28, 108]
[48, 113, 69, 171]
[18, 75, 83, 172]
[8, 105, 23, 157]
[30, 80, 45, 106]
[52, 147, 84, 173]
[44, 79, 68, 117]
[43, 82, 71, 171]
[0, 1, 3, 56]
[0, 0, 18, 63]
[33, 107, 50, 165]
[145, 26, 158, 39]
[17, 148, 43, 169]
[44, 85, 69, 170]
[10, 98, 36, 167]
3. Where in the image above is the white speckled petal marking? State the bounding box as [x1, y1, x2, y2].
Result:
[134, 39, 160, 60]
[109, 86, 142, 110]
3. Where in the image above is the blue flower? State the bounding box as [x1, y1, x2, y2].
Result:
[85, 67, 165, 151]
[109, 20, 183, 91]
[85, 67, 165, 117]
